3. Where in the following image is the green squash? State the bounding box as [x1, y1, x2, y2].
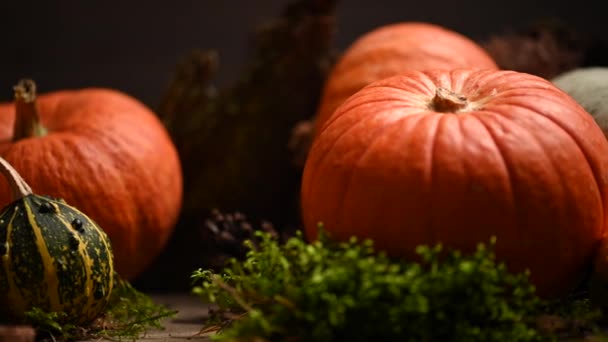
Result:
[552, 67, 608, 135]
[0, 157, 115, 324]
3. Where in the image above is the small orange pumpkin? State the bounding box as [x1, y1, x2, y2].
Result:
[302, 68, 608, 298]
[313, 22, 498, 136]
[0, 79, 183, 281]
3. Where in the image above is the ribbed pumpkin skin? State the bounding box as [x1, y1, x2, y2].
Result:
[302, 68, 608, 298]
[0, 194, 114, 324]
[314, 22, 498, 136]
[0, 88, 183, 280]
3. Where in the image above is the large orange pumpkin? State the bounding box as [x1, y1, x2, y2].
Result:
[0, 79, 183, 281]
[313, 22, 498, 136]
[302, 68, 608, 298]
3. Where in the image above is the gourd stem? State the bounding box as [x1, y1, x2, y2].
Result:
[431, 87, 468, 113]
[0, 157, 33, 200]
[12, 79, 48, 142]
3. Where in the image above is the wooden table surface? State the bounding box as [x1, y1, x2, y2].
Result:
[74, 293, 600, 341]
[82, 293, 213, 342]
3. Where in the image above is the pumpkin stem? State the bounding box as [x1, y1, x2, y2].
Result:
[431, 87, 469, 113]
[12, 79, 48, 142]
[0, 157, 33, 200]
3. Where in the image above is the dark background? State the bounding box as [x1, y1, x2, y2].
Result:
[0, 1, 602, 109]
[0, 1, 604, 291]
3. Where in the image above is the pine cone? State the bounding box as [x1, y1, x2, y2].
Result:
[200, 209, 293, 270]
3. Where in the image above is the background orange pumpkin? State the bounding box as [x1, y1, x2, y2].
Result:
[313, 22, 499, 136]
[301, 68, 608, 298]
[0, 80, 183, 281]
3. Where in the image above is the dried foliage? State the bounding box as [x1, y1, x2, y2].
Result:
[482, 18, 608, 80]
[158, 0, 339, 228]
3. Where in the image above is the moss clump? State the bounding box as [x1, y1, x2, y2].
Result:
[17, 277, 176, 341]
[192, 229, 604, 341]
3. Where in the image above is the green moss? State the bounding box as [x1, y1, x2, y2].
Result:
[191, 229, 608, 341]
[20, 276, 176, 341]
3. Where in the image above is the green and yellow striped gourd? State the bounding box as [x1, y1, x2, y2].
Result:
[0, 157, 115, 324]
